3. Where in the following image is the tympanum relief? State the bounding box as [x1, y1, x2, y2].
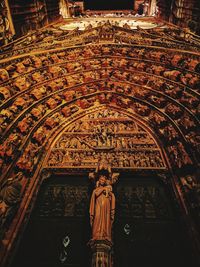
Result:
[46, 109, 166, 170]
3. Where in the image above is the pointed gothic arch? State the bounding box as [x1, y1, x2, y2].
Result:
[0, 19, 200, 266]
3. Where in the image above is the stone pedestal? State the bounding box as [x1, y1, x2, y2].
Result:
[89, 239, 113, 267]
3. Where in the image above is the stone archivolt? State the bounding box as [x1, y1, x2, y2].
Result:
[0, 20, 200, 266]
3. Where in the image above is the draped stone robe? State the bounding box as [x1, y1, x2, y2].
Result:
[89, 186, 115, 241]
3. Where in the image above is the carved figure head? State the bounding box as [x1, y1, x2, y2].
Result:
[98, 175, 107, 186]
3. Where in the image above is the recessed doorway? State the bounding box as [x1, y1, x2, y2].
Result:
[10, 173, 198, 267]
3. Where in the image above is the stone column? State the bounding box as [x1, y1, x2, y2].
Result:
[90, 239, 113, 267]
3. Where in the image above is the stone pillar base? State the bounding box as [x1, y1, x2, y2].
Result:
[89, 239, 113, 267]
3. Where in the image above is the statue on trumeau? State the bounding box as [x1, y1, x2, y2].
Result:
[89, 160, 119, 242]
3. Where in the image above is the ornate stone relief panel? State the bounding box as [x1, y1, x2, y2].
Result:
[45, 108, 166, 170]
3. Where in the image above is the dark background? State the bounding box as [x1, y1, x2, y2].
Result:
[84, 0, 134, 11]
[10, 174, 198, 267]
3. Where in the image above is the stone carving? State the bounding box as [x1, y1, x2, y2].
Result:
[168, 142, 192, 168]
[0, 86, 10, 103]
[149, 112, 167, 128]
[90, 172, 115, 242]
[16, 142, 42, 174]
[162, 125, 179, 142]
[0, 132, 21, 164]
[165, 103, 183, 119]
[46, 110, 165, 170]
[0, 68, 9, 82]
[0, 0, 14, 46]
[89, 161, 118, 267]
[0, 172, 23, 239]
[181, 175, 200, 219]
[178, 115, 196, 132]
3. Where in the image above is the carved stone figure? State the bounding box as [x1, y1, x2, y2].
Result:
[14, 77, 30, 91]
[0, 69, 9, 82]
[89, 171, 115, 242]
[181, 175, 200, 216]
[0, 86, 11, 102]
[0, 172, 23, 238]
